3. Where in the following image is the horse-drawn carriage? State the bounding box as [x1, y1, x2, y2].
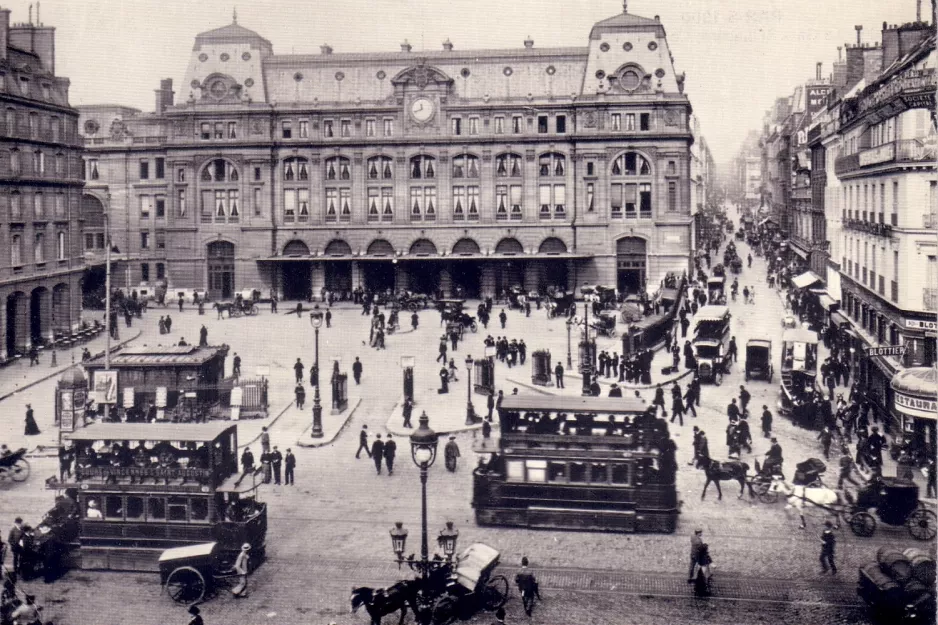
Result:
[506, 286, 527, 310]
[545, 292, 575, 319]
[729, 257, 743, 274]
[0, 447, 30, 483]
[591, 311, 618, 338]
[844, 477, 937, 540]
[352, 543, 509, 625]
[711, 263, 726, 278]
[159, 542, 251, 603]
[213, 296, 259, 318]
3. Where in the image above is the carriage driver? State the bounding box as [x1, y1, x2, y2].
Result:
[765, 438, 784, 477]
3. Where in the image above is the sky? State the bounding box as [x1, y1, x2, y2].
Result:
[4, 0, 925, 170]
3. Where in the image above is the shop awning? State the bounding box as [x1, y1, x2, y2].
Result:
[790, 246, 809, 260]
[829, 311, 849, 327]
[891, 367, 938, 420]
[792, 271, 823, 289]
[817, 293, 838, 310]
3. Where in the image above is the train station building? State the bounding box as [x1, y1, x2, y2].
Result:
[77, 6, 695, 301]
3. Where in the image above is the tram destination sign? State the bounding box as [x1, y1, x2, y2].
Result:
[865, 345, 905, 357]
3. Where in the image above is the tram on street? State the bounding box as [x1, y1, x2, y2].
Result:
[49, 422, 266, 572]
[472, 396, 678, 533]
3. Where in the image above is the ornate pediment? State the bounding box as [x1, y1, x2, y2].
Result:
[197, 73, 244, 104]
[391, 62, 454, 90]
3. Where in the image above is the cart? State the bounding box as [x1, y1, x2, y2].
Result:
[159, 542, 250, 603]
[844, 477, 937, 541]
[744, 339, 773, 382]
[546, 293, 575, 319]
[431, 543, 509, 624]
[591, 311, 618, 338]
[0, 447, 29, 482]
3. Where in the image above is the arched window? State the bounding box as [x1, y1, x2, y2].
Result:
[199, 159, 240, 223]
[367, 156, 393, 180]
[610, 152, 653, 220]
[538, 152, 565, 177]
[324, 156, 351, 181]
[452, 154, 479, 179]
[495, 153, 522, 178]
[410, 155, 435, 179]
[283, 157, 309, 182]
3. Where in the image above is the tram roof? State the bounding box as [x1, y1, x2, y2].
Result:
[500, 395, 647, 414]
[781, 328, 818, 344]
[64, 422, 236, 443]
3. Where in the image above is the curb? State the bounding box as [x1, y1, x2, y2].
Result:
[0, 330, 143, 404]
[295, 397, 362, 448]
[506, 365, 693, 396]
[238, 399, 296, 449]
[385, 396, 487, 437]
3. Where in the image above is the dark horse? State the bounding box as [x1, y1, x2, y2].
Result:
[699, 458, 752, 500]
[213, 302, 235, 319]
[351, 581, 417, 625]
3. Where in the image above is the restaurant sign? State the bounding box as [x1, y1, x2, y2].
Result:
[866, 345, 905, 357]
[894, 391, 938, 420]
[905, 318, 938, 331]
[859, 68, 936, 113]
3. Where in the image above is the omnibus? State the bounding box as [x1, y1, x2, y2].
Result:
[50, 422, 266, 572]
[472, 396, 678, 533]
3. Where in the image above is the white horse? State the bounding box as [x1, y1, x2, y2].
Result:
[768, 477, 843, 530]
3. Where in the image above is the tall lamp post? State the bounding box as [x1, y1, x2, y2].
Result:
[464, 355, 475, 425]
[389, 412, 459, 625]
[565, 317, 573, 368]
[309, 309, 324, 438]
[581, 300, 593, 396]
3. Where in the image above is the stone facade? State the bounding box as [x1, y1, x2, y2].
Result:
[0, 9, 85, 360]
[78, 8, 695, 301]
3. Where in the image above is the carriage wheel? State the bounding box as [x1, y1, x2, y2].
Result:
[11, 459, 29, 482]
[165, 566, 206, 604]
[431, 595, 458, 625]
[757, 484, 778, 504]
[482, 575, 510, 610]
[232, 308, 242, 318]
[470, 321, 478, 333]
[907, 507, 937, 541]
[249, 305, 258, 316]
[849, 511, 877, 537]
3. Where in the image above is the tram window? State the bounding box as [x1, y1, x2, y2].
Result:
[190, 498, 209, 522]
[168, 496, 188, 522]
[569, 462, 588, 483]
[147, 498, 166, 520]
[548, 462, 566, 482]
[611, 464, 630, 485]
[126, 497, 144, 520]
[525, 459, 547, 483]
[105, 496, 123, 519]
[506, 460, 524, 481]
[591, 463, 608, 483]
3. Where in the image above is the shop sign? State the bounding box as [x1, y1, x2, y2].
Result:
[894, 391, 938, 420]
[866, 345, 905, 357]
[905, 319, 937, 331]
[93, 370, 118, 404]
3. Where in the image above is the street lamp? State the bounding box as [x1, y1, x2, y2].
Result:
[309, 309, 324, 438]
[388, 412, 457, 625]
[400, 355, 415, 404]
[464, 355, 475, 425]
[565, 317, 573, 368]
[581, 300, 593, 396]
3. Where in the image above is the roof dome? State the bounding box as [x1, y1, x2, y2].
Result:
[194, 14, 272, 51]
[891, 367, 937, 398]
[590, 8, 663, 39]
[59, 367, 87, 387]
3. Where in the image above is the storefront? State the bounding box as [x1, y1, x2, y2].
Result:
[891, 367, 937, 461]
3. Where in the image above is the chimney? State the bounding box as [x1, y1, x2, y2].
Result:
[523, 36, 533, 49]
[816, 62, 822, 80]
[837, 46, 842, 61]
[0, 8, 9, 62]
[320, 44, 332, 55]
[442, 39, 453, 51]
[917, 0, 922, 21]
[400, 39, 412, 53]
[155, 78, 174, 113]
[855, 25, 863, 45]
[8, 24, 56, 74]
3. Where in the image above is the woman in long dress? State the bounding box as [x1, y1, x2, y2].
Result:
[24, 404, 41, 435]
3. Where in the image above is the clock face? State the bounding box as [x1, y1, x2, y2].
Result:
[410, 98, 435, 123]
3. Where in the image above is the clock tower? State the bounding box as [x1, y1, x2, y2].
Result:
[391, 61, 454, 135]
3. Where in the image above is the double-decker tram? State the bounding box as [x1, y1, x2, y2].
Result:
[472, 396, 678, 533]
[49, 422, 266, 572]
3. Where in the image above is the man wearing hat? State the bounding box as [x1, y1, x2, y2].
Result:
[187, 605, 204, 625]
[232, 543, 252, 597]
[445, 436, 461, 472]
[688, 528, 704, 582]
[608, 383, 622, 398]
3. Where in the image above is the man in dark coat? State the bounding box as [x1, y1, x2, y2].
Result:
[683, 384, 698, 417]
[737, 417, 752, 452]
[739, 385, 751, 414]
[439, 366, 449, 394]
[270, 446, 283, 485]
[727, 399, 740, 422]
[402, 397, 413, 428]
[371, 434, 385, 475]
[199, 325, 208, 347]
[670, 384, 686, 426]
[499, 309, 507, 329]
[554, 363, 564, 389]
[240, 447, 255, 474]
[352, 357, 363, 385]
[411, 312, 419, 331]
[356, 425, 371, 459]
[728, 336, 738, 362]
[383, 434, 397, 475]
[653, 385, 667, 417]
[284, 449, 296, 485]
[761, 405, 773, 437]
[294, 358, 305, 384]
[680, 316, 690, 338]
[608, 384, 623, 398]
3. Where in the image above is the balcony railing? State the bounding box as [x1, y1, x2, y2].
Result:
[843, 218, 893, 237]
[926, 288, 938, 311]
[834, 153, 860, 176]
[835, 138, 937, 175]
[896, 138, 937, 163]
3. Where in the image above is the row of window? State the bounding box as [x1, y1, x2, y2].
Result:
[2, 148, 78, 179]
[85, 495, 209, 524]
[506, 458, 638, 486]
[2, 107, 74, 143]
[843, 236, 899, 302]
[842, 180, 899, 225]
[3, 190, 72, 221]
[139, 263, 167, 282]
[9, 230, 69, 267]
